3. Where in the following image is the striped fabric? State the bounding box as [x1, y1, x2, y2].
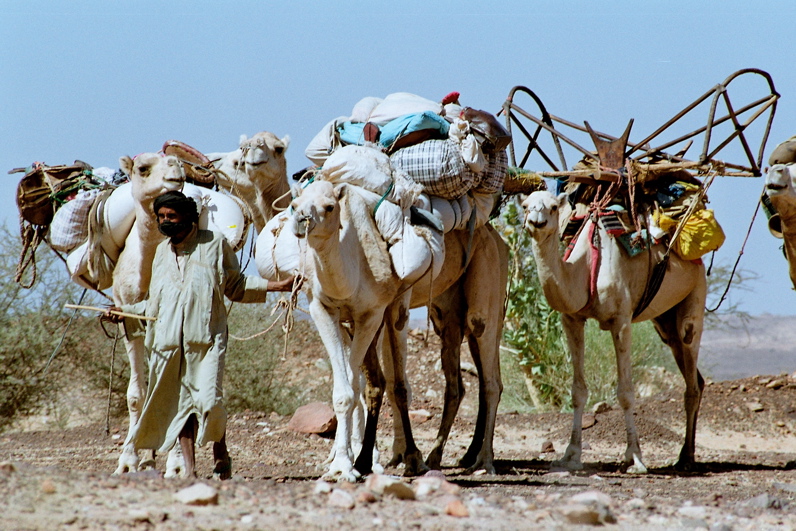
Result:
[390, 139, 476, 200]
[472, 149, 508, 194]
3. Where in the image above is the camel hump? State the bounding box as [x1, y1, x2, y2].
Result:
[162, 140, 216, 187]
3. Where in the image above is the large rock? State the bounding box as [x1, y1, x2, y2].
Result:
[287, 402, 337, 434]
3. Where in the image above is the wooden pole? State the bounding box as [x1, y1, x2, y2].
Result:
[64, 303, 156, 321]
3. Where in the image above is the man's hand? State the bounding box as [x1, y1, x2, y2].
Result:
[268, 276, 299, 292]
[101, 306, 125, 324]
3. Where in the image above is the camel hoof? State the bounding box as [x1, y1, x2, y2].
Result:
[138, 458, 156, 470]
[551, 459, 584, 472]
[402, 454, 430, 477]
[113, 449, 139, 475]
[464, 456, 496, 476]
[386, 454, 404, 468]
[625, 454, 648, 474]
[425, 450, 443, 470]
[213, 457, 232, 480]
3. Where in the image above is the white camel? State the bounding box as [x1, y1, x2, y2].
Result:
[764, 163, 796, 288]
[521, 190, 706, 473]
[289, 178, 426, 482]
[209, 132, 291, 233]
[112, 153, 186, 475]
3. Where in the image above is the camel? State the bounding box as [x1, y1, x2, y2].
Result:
[112, 153, 186, 475]
[356, 225, 508, 476]
[521, 188, 706, 473]
[764, 163, 796, 288]
[289, 178, 428, 482]
[209, 132, 291, 233]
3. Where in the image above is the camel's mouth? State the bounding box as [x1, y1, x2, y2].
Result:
[525, 219, 547, 230]
[766, 183, 786, 192]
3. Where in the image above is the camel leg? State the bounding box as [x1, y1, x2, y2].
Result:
[354, 331, 386, 476]
[425, 290, 466, 471]
[609, 316, 646, 473]
[652, 288, 705, 471]
[382, 296, 429, 477]
[458, 229, 506, 474]
[115, 332, 148, 475]
[312, 299, 383, 482]
[556, 313, 587, 470]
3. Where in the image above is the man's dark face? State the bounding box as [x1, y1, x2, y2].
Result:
[156, 206, 193, 242]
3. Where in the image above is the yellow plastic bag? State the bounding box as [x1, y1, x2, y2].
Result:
[674, 208, 725, 260]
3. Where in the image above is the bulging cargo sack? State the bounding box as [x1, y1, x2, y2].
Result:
[13, 161, 94, 226]
[49, 188, 102, 253]
[322, 145, 394, 197]
[674, 208, 726, 261]
[367, 92, 442, 126]
[390, 139, 476, 200]
[255, 210, 305, 280]
[472, 149, 508, 194]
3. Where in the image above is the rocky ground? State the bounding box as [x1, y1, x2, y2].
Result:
[2, 330, 796, 529]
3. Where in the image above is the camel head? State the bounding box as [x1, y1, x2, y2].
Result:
[119, 153, 185, 207]
[291, 180, 342, 240]
[765, 163, 796, 220]
[521, 191, 568, 240]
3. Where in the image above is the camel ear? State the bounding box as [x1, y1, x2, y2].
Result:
[279, 135, 290, 153]
[239, 134, 248, 146]
[334, 183, 347, 200]
[555, 192, 569, 209]
[119, 156, 134, 176]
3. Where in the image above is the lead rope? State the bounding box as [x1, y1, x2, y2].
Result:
[706, 192, 761, 313]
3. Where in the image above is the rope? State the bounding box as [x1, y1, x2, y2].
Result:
[706, 194, 761, 313]
[39, 289, 88, 375]
[15, 220, 46, 288]
[372, 180, 395, 216]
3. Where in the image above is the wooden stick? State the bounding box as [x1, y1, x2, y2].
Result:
[64, 303, 156, 321]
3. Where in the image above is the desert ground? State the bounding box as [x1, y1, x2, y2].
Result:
[2, 324, 796, 530]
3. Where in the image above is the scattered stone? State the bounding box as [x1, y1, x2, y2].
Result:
[757, 377, 772, 386]
[625, 498, 647, 511]
[541, 440, 555, 453]
[592, 401, 611, 414]
[742, 493, 781, 510]
[678, 505, 708, 519]
[582, 414, 596, 429]
[328, 489, 355, 509]
[314, 480, 332, 494]
[582, 441, 591, 450]
[739, 384, 747, 392]
[287, 402, 337, 434]
[560, 491, 616, 525]
[356, 490, 377, 504]
[413, 475, 460, 498]
[173, 483, 219, 506]
[127, 509, 151, 523]
[40, 479, 56, 494]
[766, 379, 785, 389]
[424, 389, 439, 399]
[773, 482, 796, 494]
[460, 361, 478, 376]
[443, 496, 469, 517]
[365, 473, 415, 500]
[746, 401, 765, 412]
[0, 462, 16, 475]
[408, 409, 433, 424]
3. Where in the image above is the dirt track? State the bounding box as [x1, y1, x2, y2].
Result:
[2, 333, 796, 529]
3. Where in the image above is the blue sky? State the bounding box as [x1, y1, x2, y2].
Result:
[2, 1, 795, 315]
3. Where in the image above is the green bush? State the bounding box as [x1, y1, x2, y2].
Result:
[0, 225, 114, 433]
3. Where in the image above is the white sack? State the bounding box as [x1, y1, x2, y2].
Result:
[183, 183, 250, 251]
[305, 116, 348, 167]
[255, 210, 305, 280]
[350, 97, 383, 123]
[49, 188, 102, 253]
[322, 145, 393, 196]
[367, 92, 442, 126]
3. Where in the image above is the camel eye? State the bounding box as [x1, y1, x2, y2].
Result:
[274, 146, 284, 155]
[325, 205, 334, 212]
[551, 205, 557, 212]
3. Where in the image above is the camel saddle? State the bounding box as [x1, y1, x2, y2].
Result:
[11, 161, 93, 226]
[162, 140, 217, 188]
